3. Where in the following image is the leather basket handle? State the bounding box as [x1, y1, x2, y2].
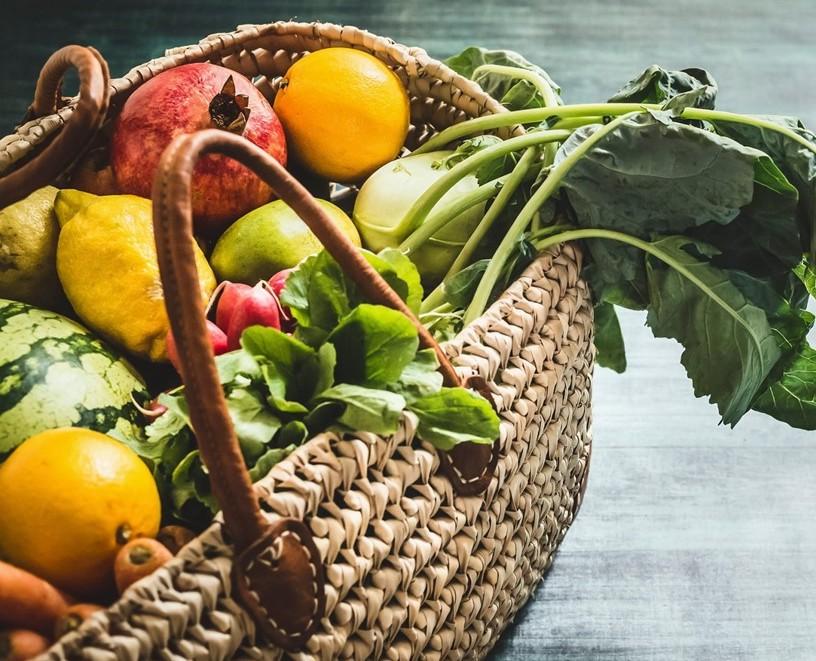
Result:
[0, 45, 110, 209]
[151, 128, 499, 647]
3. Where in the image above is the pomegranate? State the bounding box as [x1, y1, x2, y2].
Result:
[110, 63, 287, 233]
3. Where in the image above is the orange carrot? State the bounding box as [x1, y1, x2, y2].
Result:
[53, 603, 103, 639]
[0, 561, 71, 636]
[0, 629, 50, 660]
[114, 539, 173, 595]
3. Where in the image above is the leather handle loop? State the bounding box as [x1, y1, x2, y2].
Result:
[152, 128, 463, 552]
[0, 45, 110, 209]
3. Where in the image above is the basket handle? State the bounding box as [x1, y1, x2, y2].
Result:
[152, 128, 500, 647]
[0, 45, 110, 209]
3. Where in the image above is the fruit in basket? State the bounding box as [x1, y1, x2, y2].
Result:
[214, 281, 253, 331]
[110, 63, 287, 234]
[165, 320, 228, 374]
[0, 186, 65, 309]
[114, 538, 173, 595]
[273, 48, 409, 183]
[0, 428, 161, 598]
[55, 191, 217, 362]
[0, 299, 148, 456]
[210, 199, 361, 283]
[353, 151, 485, 284]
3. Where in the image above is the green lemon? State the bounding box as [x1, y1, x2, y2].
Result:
[0, 186, 66, 309]
[211, 199, 361, 283]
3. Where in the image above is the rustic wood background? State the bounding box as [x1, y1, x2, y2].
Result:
[1, 1, 814, 658]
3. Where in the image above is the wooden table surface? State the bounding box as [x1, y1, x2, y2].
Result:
[2, 1, 815, 658]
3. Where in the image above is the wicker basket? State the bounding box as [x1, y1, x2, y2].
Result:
[0, 21, 594, 660]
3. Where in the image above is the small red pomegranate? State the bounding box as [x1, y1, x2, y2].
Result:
[110, 63, 287, 234]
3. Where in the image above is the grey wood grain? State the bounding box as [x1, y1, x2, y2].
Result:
[1, 1, 815, 659]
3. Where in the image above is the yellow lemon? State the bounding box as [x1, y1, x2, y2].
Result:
[0, 428, 161, 598]
[55, 190, 216, 361]
[273, 47, 410, 183]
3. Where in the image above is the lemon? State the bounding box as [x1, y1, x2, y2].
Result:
[210, 198, 361, 283]
[273, 48, 410, 183]
[55, 190, 216, 362]
[0, 186, 65, 308]
[0, 428, 161, 598]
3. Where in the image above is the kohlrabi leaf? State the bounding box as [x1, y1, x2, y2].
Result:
[556, 113, 785, 304]
[316, 384, 406, 436]
[609, 65, 718, 111]
[372, 248, 423, 314]
[593, 300, 627, 373]
[409, 387, 500, 451]
[752, 343, 816, 430]
[445, 47, 562, 109]
[329, 304, 419, 387]
[645, 236, 781, 425]
[794, 260, 816, 298]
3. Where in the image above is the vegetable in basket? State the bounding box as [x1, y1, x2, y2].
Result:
[398, 48, 815, 431]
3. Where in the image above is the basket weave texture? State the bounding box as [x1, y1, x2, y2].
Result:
[1, 21, 594, 661]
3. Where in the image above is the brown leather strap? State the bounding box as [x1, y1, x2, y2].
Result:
[0, 45, 110, 209]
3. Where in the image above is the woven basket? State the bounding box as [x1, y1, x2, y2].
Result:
[0, 21, 594, 660]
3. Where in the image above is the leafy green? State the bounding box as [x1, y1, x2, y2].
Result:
[752, 344, 816, 430]
[445, 47, 562, 110]
[329, 304, 419, 386]
[139, 248, 500, 527]
[593, 300, 627, 373]
[409, 387, 500, 451]
[645, 236, 781, 424]
[795, 260, 816, 298]
[609, 65, 718, 111]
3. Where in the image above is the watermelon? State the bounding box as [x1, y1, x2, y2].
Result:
[0, 299, 148, 456]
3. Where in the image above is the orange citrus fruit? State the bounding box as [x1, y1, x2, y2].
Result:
[0, 428, 161, 598]
[273, 47, 410, 183]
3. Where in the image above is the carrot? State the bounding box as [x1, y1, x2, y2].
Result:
[53, 603, 103, 639]
[155, 525, 196, 555]
[0, 561, 71, 636]
[114, 539, 173, 595]
[0, 630, 50, 661]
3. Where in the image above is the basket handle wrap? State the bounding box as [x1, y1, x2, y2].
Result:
[0, 45, 110, 208]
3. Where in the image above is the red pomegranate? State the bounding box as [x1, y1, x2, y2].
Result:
[110, 63, 287, 233]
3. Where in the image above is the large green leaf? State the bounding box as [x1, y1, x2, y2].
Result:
[329, 304, 419, 387]
[645, 236, 781, 425]
[409, 387, 500, 451]
[445, 47, 562, 110]
[593, 300, 627, 373]
[317, 384, 406, 436]
[752, 343, 816, 430]
[609, 65, 718, 111]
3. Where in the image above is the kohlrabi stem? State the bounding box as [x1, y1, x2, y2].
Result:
[472, 64, 560, 107]
[397, 173, 511, 251]
[415, 103, 816, 160]
[463, 112, 644, 324]
[551, 116, 605, 130]
[531, 229, 766, 335]
[419, 146, 541, 313]
[397, 129, 571, 242]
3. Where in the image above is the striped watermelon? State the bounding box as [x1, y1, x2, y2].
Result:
[0, 299, 148, 456]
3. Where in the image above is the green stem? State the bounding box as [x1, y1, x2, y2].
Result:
[420, 146, 540, 313]
[551, 116, 605, 130]
[399, 174, 510, 252]
[463, 112, 644, 325]
[415, 103, 816, 159]
[398, 129, 572, 244]
[531, 229, 764, 336]
[471, 64, 559, 107]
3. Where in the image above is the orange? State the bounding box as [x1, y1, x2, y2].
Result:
[273, 47, 410, 183]
[0, 428, 161, 598]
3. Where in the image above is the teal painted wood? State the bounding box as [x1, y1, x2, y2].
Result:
[1, 1, 815, 658]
